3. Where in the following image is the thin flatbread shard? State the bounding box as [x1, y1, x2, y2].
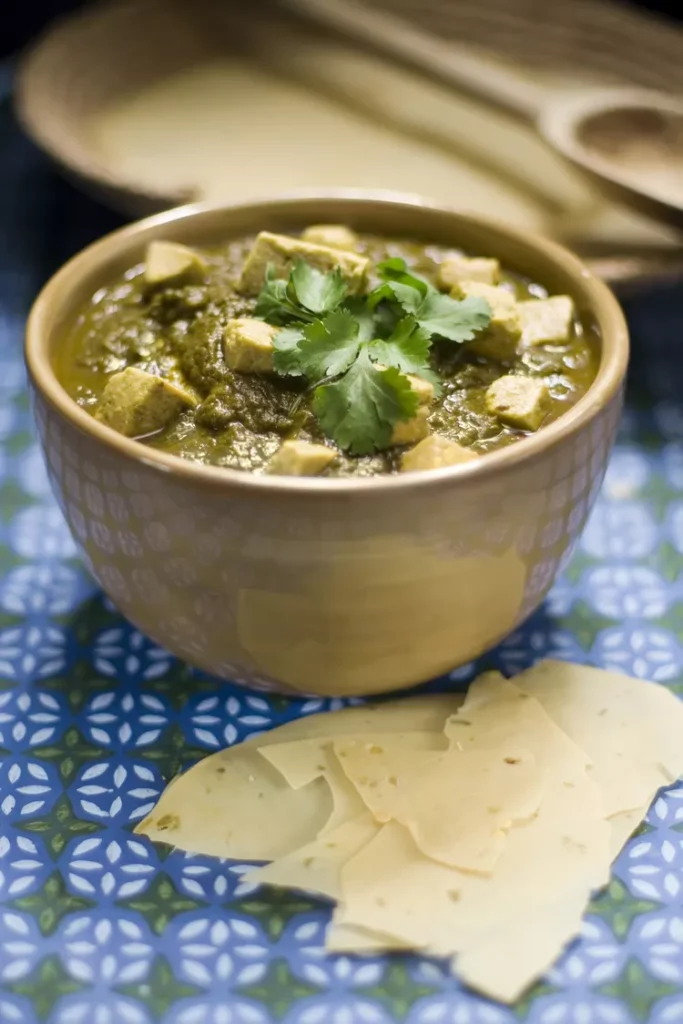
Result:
[261, 730, 445, 789]
[339, 675, 609, 959]
[513, 660, 683, 816]
[135, 695, 459, 860]
[334, 738, 546, 872]
[243, 813, 379, 901]
[453, 884, 588, 1003]
[326, 917, 412, 953]
[135, 746, 331, 861]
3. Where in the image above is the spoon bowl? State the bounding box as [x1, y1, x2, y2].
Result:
[538, 89, 683, 232]
[283, 0, 683, 233]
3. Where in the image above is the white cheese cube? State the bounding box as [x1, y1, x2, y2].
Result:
[267, 440, 337, 476]
[301, 224, 358, 251]
[239, 232, 369, 295]
[452, 281, 522, 362]
[224, 318, 277, 373]
[401, 434, 478, 472]
[518, 296, 575, 346]
[438, 256, 500, 290]
[95, 367, 197, 438]
[144, 241, 207, 285]
[485, 375, 551, 432]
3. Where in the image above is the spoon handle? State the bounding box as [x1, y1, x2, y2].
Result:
[280, 0, 543, 120]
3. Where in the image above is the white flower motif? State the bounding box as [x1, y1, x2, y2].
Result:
[667, 502, 683, 556]
[82, 691, 170, 748]
[167, 854, 237, 900]
[620, 835, 683, 903]
[662, 443, 683, 492]
[545, 578, 576, 618]
[0, 912, 39, 982]
[632, 912, 683, 983]
[289, 919, 384, 988]
[225, 863, 261, 899]
[73, 761, 161, 822]
[52, 995, 152, 1024]
[293, 1001, 393, 1024]
[61, 915, 154, 985]
[0, 998, 25, 1023]
[16, 445, 53, 500]
[407, 994, 512, 1024]
[9, 504, 78, 559]
[548, 918, 625, 988]
[66, 837, 157, 900]
[601, 448, 650, 500]
[448, 662, 477, 684]
[583, 567, 669, 620]
[188, 693, 274, 748]
[527, 995, 632, 1024]
[581, 503, 657, 559]
[0, 690, 64, 745]
[647, 784, 683, 829]
[167, 1002, 269, 1024]
[299, 697, 365, 716]
[92, 627, 172, 681]
[171, 915, 269, 987]
[0, 760, 56, 818]
[592, 628, 683, 682]
[0, 835, 47, 897]
[0, 564, 95, 615]
[0, 625, 68, 681]
[495, 629, 585, 675]
[650, 995, 683, 1024]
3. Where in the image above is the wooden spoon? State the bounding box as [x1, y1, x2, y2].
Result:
[281, 0, 683, 231]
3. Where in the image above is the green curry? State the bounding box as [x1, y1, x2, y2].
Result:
[55, 226, 599, 477]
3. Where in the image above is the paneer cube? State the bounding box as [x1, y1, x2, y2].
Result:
[224, 318, 277, 373]
[437, 255, 500, 291]
[391, 406, 431, 446]
[401, 434, 478, 472]
[95, 367, 197, 438]
[387, 372, 435, 445]
[452, 281, 522, 362]
[301, 224, 358, 251]
[144, 241, 207, 286]
[518, 296, 575, 347]
[267, 440, 337, 476]
[485, 375, 551, 432]
[239, 232, 369, 295]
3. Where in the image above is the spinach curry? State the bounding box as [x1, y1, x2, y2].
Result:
[56, 226, 599, 477]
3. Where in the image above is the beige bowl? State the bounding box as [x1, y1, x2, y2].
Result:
[26, 192, 628, 697]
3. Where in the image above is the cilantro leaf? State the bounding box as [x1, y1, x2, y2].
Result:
[369, 316, 431, 375]
[297, 309, 361, 379]
[413, 293, 491, 342]
[313, 348, 419, 455]
[272, 326, 306, 376]
[376, 257, 430, 296]
[290, 261, 347, 314]
[254, 266, 315, 324]
[342, 296, 376, 344]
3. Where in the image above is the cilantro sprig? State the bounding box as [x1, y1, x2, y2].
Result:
[254, 258, 491, 455]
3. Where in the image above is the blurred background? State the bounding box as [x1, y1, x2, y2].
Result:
[2, 0, 681, 56]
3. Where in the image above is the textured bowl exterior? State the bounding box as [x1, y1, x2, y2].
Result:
[26, 194, 628, 696]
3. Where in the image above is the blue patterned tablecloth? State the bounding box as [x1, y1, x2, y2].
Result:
[2, 67, 683, 1024]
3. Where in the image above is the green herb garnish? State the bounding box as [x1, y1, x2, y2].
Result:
[255, 257, 491, 454]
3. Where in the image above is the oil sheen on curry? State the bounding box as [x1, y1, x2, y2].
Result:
[56, 226, 599, 477]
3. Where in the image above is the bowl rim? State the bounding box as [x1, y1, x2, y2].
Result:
[25, 188, 629, 498]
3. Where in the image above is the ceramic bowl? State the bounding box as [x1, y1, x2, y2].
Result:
[25, 192, 628, 696]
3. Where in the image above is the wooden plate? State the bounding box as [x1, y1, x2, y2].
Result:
[15, 0, 683, 294]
